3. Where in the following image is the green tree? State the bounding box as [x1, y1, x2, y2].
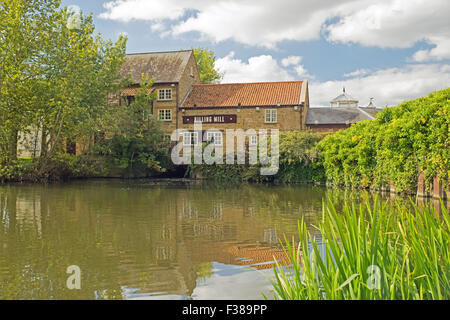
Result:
[94, 75, 172, 178]
[34, 8, 126, 172]
[192, 48, 224, 84]
[0, 0, 127, 173]
[0, 0, 60, 163]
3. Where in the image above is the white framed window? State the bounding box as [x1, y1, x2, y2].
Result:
[249, 135, 258, 146]
[183, 131, 199, 146]
[265, 109, 277, 123]
[158, 109, 172, 121]
[206, 131, 223, 146]
[158, 89, 172, 101]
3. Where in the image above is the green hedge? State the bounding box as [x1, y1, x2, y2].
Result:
[188, 130, 326, 183]
[319, 88, 449, 193]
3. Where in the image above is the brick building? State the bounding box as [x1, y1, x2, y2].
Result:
[178, 81, 309, 147]
[118, 50, 309, 148]
[118, 49, 201, 135]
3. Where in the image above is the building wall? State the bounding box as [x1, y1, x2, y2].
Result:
[176, 106, 305, 149]
[154, 52, 201, 135]
[153, 84, 179, 134]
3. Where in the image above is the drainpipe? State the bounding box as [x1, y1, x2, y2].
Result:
[176, 84, 179, 131]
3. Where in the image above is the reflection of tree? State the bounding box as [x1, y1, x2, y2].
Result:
[196, 262, 213, 283]
[1, 180, 439, 300]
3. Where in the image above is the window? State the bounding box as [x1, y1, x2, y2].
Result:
[249, 135, 258, 146]
[183, 132, 199, 146]
[158, 109, 172, 121]
[265, 109, 277, 123]
[158, 89, 172, 101]
[125, 95, 135, 106]
[206, 131, 223, 146]
[164, 134, 172, 142]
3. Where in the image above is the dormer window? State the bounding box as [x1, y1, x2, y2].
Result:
[158, 89, 172, 101]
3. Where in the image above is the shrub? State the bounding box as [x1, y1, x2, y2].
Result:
[319, 88, 449, 193]
[188, 130, 326, 183]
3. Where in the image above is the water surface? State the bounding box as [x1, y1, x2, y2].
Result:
[0, 179, 438, 300]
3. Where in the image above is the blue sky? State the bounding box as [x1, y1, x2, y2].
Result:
[62, 0, 450, 107]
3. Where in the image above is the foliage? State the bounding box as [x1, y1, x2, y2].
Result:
[0, 155, 105, 182]
[192, 48, 224, 84]
[0, 0, 127, 171]
[93, 77, 172, 178]
[319, 88, 450, 193]
[267, 198, 449, 300]
[277, 131, 326, 182]
[188, 131, 326, 183]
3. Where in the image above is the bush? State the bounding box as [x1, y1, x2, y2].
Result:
[0, 155, 106, 183]
[188, 130, 326, 183]
[319, 88, 449, 193]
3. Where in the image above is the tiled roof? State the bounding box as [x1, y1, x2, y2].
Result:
[181, 81, 304, 108]
[119, 50, 193, 84]
[306, 107, 381, 125]
[120, 87, 153, 96]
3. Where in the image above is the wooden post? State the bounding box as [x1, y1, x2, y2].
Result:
[432, 173, 444, 199]
[417, 171, 427, 198]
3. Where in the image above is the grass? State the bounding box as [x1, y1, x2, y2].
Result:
[265, 198, 449, 300]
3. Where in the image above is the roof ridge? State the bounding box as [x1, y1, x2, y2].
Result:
[126, 49, 193, 56]
[193, 81, 303, 86]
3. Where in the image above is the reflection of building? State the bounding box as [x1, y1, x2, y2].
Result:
[306, 88, 383, 133]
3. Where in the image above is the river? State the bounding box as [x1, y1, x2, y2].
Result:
[0, 179, 444, 300]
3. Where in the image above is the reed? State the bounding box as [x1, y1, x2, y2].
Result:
[266, 198, 449, 300]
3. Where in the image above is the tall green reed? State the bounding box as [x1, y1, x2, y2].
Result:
[266, 198, 449, 300]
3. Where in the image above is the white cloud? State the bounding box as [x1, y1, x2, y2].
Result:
[100, 0, 187, 22]
[325, 0, 450, 61]
[215, 52, 295, 83]
[310, 64, 450, 107]
[343, 69, 371, 78]
[281, 56, 302, 67]
[411, 36, 450, 62]
[214, 53, 450, 108]
[100, 0, 450, 59]
[99, 0, 355, 48]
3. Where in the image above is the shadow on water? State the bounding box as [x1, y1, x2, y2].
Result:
[0, 179, 447, 299]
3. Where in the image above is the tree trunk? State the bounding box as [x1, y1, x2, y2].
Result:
[40, 126, 48, 159]
[7, 129, 18, 162]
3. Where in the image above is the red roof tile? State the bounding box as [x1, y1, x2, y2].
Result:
[182, 81, 304, 108]
[120, 87, 153, 96]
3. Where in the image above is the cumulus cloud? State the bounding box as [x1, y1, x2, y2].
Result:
[214, 53, 449, 108]
[215, 52, 295, 83]
[411, 36, 450, 62]
[281, 56, 302, 67]
[310, 64, 450, 107]
[99, 0, 354, 48]
[100, 0, 450, 60]
[343, 69, 371, 78]
[325, 0, 450, 61]
[215, 52, 313, 83]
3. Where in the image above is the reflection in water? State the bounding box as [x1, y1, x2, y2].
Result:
[0, 180, 446, 300]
